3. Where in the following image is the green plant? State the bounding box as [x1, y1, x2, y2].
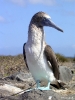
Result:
[56, 53, 68, 62]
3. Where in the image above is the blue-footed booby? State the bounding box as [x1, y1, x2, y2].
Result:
[23, 12, 63, 90]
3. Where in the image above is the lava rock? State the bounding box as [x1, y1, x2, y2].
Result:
[59, 66, 73, 82]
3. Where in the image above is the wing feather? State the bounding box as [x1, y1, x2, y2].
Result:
[23, 43, 29, 70]
[44, 45, 59, 79]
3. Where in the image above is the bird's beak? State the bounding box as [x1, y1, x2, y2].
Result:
[46, 19, 63, 32]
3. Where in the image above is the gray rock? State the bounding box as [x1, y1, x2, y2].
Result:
[21, 90, 61, 100]
[0, 90, 62, 100]
[0, 89, 75, 100]
[15, 72, 34, 82]
[4, 71, 34, 82]
[59, 66, 73, 83]
[0, 74, 3, 79]
[0, 66, 74, 100]
[73, 63, 75, 69]
[70, 84, 75, 90]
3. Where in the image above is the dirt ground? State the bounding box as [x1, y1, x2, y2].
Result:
[0, 54, 75, 100]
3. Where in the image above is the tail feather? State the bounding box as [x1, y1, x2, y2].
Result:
[50, 80, 66, 89]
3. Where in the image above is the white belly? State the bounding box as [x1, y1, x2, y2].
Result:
[25, 44, 55, 82]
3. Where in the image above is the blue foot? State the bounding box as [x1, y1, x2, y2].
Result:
[36, 80, 50, 90]
[25, 80, 51, 92]
[37, 86, 50, 90]
[25, 87, 50, 93]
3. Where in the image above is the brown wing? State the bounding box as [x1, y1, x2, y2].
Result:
[44, 45, 59, 80]
[23, 43, 29, 70]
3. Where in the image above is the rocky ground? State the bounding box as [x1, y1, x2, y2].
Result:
[0, 55, 75, 100]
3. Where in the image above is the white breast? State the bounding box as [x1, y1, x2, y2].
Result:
[25, 43, 55, 82]
[25, 26, 55, 82]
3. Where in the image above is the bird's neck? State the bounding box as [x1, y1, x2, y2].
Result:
[27, 23, 45, 45]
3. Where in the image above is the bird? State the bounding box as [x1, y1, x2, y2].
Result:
[23, 11, 64, 90]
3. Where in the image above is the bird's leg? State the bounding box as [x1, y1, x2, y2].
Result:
[36, 80, 50, 90]
[36, 80, 41, 88]
[46, 81, 50, 90]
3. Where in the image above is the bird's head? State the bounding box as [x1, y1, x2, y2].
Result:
[31, 11, 63, 32]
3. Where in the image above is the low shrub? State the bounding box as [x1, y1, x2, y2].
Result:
[56, 53, 68, 62]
